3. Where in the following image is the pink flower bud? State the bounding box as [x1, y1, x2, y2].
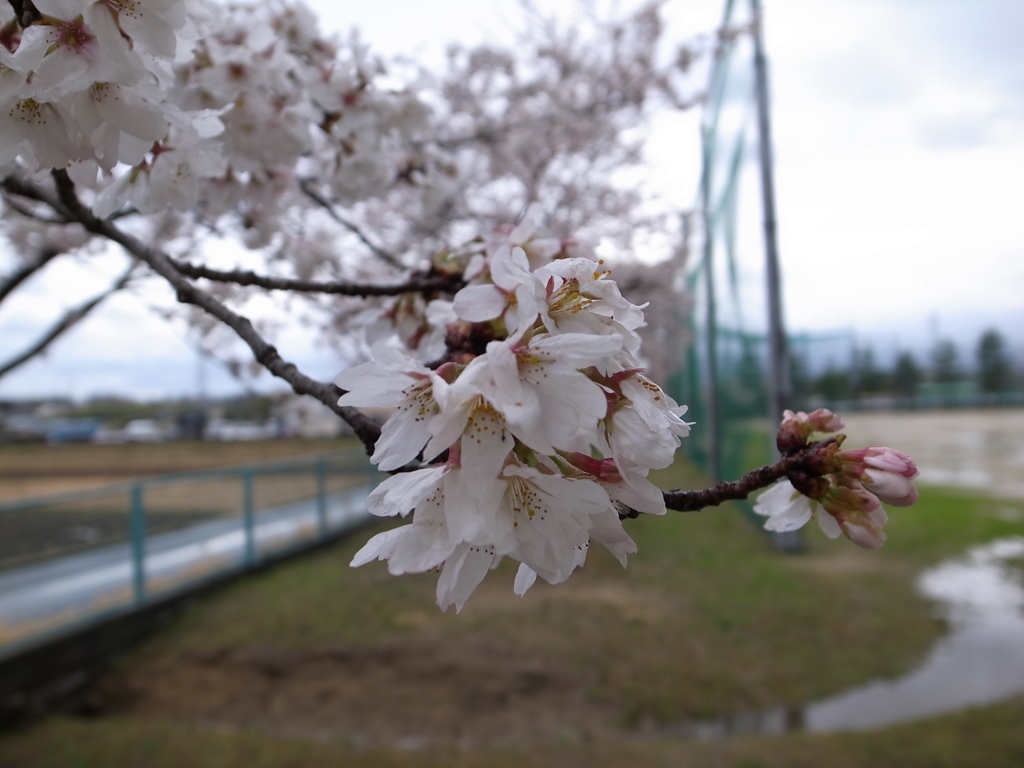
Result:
[838, 446, 920, 507]
[862, 468, 919, 506]
[823, 483, 889, 549]
[862, 447, 919, 479]
[841, 521, 888, 550]
[777, 409, 845, 454]
[806, 408, 845, 433]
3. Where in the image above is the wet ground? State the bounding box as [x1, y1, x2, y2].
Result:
[841, 408, 1024, 500]
[671, 535, 1024, 738]
[11, 412, 1024, 744]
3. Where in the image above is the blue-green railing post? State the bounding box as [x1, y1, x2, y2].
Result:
[242, 469, 255, 566]
[315, 458, 327, 538]
[129, 483, 146, 606]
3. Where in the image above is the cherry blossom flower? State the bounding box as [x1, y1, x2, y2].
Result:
[452, 243, 547, 336]
[459, 333, 619, 456]
[603, 373, 692, 470]
[63, 82, 169, 170]
[755, 425, 917, 550]
[15, 5, 139, 99]
[0, 97, 86, 169]
[335, 343, 450, 471]
[352, 445, 635, 612]
[753, 480, 843, 540]
[88, 0, 216, 60]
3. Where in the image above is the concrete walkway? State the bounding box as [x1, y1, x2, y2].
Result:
[0, 486, 373, 653]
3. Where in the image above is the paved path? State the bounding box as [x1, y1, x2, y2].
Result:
[0, 486, 373, 652]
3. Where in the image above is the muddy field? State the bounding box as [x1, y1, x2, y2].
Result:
[841, 408, 1024, 500]
[0, 439, 352, 502]
[77, 606, 624, 748]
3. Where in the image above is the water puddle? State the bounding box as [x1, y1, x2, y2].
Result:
[671, 536, 1024, 738]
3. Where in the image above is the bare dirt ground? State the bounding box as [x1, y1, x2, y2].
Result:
[77, 630, 622, 748]
[0, 439, 347, 501]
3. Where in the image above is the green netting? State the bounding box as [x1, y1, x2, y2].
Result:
[666, 0, 775, 503]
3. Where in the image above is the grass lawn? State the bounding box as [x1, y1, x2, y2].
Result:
[1, 454, 1023, 767]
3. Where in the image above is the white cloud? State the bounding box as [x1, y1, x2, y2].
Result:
[3, 0, 1023, 401]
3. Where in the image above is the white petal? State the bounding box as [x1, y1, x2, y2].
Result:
[365, 466, 445, 518]
[452, 284, 506, 322]
[372, 409, 433, 471]
[816, 510, 843, 539]
[490, 245, 532, 290]
[514, 563, 538, 595]
[436, 544, 495, 612]
[350, 527, 405, 567]
[753, 481, 814, 532]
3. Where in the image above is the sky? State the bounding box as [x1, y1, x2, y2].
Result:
[1, 0, 1022, 401]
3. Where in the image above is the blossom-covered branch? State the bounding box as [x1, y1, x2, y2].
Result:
[297, 180, 403, 270]
[0, 0, 923, 617]
[0, 0, 697, 388]
[32, 169, 384, 453]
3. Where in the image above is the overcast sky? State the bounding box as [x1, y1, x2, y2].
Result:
[1, 0, 1021, 401]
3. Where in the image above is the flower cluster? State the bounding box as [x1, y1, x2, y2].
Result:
[336, 214, 692, 611]
[1, 0, 437, 224]
[753, 409, 920, 549]
[1, 0, 214, 175]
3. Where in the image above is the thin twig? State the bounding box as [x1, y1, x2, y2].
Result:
[0, 264, 136, 378]
[0, 247, 62, 303]
[298, 180, 403, 269]
[659, 438, 838, 513]
[1, 193, 66, 224]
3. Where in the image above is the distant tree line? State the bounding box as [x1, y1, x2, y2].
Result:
[790, 328, 1020, 407]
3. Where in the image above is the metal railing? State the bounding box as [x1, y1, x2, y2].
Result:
[0, 450, 378, 657]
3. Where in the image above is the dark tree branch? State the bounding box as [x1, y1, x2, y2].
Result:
[8, 0, 40, 26]
[168, 258, 463, 297]
[1, 174, 53, 205]
[298, 180, 403, 270]
[656, 438, 839, 514]
[1, 193, 65, 224]
[0, 246, 62, 303]
[35, 169, 382, 455]
[0, 264, 135, 378]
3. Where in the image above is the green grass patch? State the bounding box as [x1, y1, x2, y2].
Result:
[1, 457, 1022, 767]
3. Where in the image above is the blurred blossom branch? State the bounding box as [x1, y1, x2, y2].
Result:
[4, 169, 385, 453]
[0, 0, 923, 612]
[297, 180, 403, 270]
[0, 263, 135, 378]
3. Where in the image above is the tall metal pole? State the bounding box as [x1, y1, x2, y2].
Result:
[751, 0, 804, 551]
[700, 145, 722, 482]
[750, 0, 790, 423]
